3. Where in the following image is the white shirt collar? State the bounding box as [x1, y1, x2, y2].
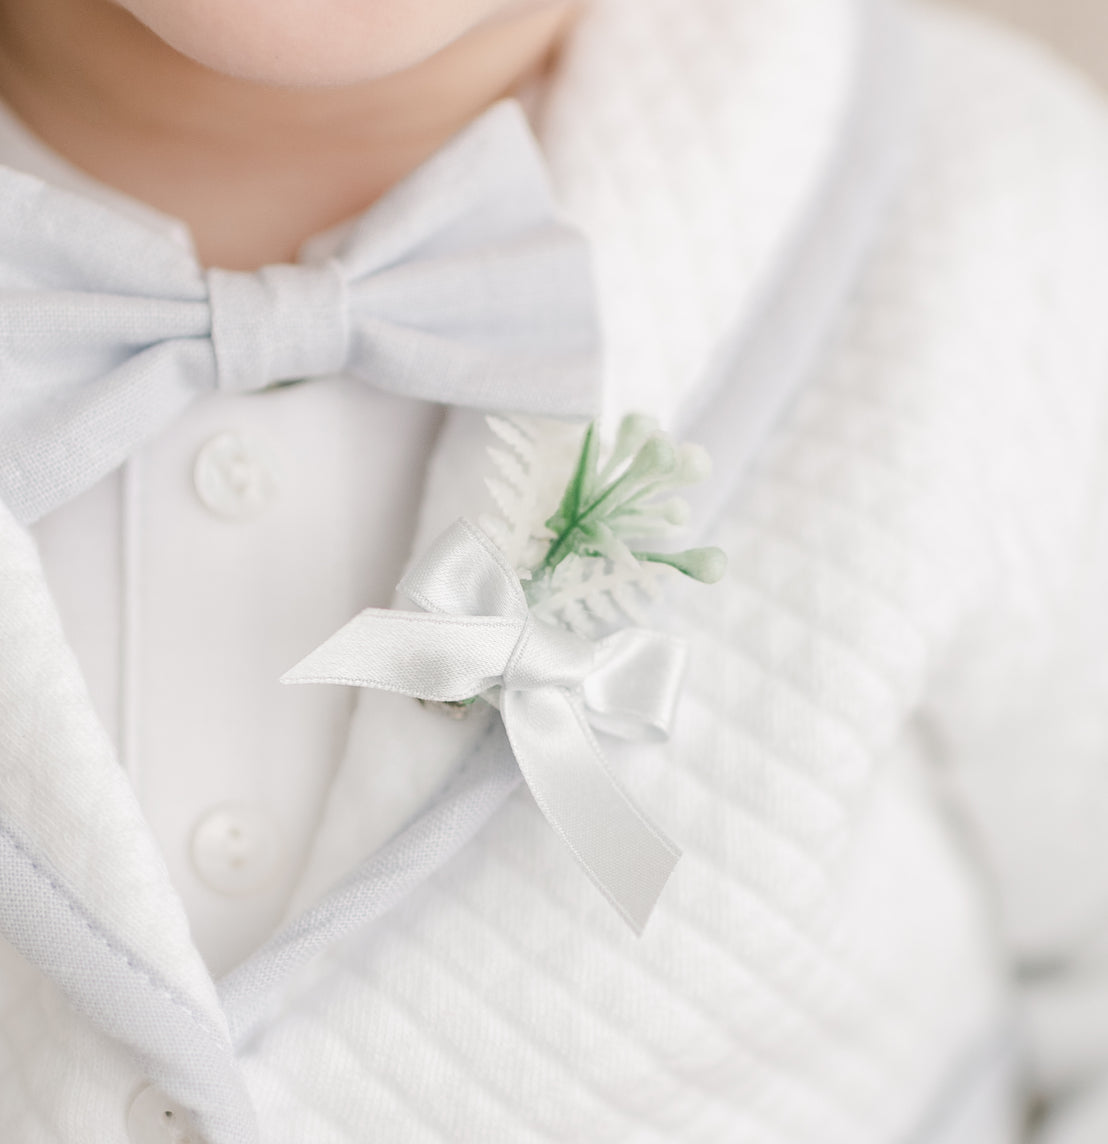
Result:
[0, 96, 195, 251]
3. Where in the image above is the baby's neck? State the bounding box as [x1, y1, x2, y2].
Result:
[0, 0, 576, 269]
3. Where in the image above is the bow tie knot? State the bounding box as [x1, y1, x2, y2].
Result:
[207, 262, 351, 393]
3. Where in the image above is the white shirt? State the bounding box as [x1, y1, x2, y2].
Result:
[0, 101, 446, 975]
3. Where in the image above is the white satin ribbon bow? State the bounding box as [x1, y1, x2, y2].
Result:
[282, 518, 685, 932]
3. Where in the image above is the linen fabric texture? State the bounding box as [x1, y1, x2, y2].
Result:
[2, 1, 1108, 1142]
[0, 100, 601, 524]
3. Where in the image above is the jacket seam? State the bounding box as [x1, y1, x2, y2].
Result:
[0, 818, 228, 1048]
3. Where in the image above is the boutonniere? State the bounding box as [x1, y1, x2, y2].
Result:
[282, 414, 725, 933]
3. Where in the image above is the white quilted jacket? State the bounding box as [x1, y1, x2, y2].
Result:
[4, 0, 1108, 1141]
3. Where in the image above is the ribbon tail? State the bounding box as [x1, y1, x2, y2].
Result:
[501, 688, 681, 934]
[280, 609, 520, 701]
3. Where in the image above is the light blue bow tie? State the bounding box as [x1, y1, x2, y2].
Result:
[0, 100, 602, 524]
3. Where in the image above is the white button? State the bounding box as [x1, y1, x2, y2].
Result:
[193, 431, 278, 520]
[190, 804, 282, 896]
[127, 1085, 200, 1143]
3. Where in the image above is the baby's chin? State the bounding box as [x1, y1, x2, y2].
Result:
[115, 0, 531, 85]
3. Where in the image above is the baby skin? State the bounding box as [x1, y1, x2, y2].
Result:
[0, 0, 578, 268]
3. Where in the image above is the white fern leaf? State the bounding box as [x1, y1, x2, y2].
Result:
[480, 415, 584, 572]
[561, 597, 595, 638]
[487, 446, 530, 492]
[584, 586, 620, 626]
[532, 552, 664, 635]
[486, 415, 536, 457]
[479, 419, 542, 569]
[483, 476, 520, 522]
[611, 582, 649, 624]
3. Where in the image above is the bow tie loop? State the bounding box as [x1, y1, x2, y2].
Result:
[206, 261, 351, 393]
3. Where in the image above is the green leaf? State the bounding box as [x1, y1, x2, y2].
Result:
[545, 421, 597, 536]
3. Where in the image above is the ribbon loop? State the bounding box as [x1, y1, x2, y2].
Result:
[399, 518, 527, 619]
[283, 517, 686, 932]
[582, 630, 688, 742]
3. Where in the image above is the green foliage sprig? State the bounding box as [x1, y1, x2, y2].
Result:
[537, 413, 727, 585]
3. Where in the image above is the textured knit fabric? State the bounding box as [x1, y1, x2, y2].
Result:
[2, 0, 1108, 1142]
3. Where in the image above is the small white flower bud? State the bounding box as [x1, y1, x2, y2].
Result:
[658, 497, 690, 525]
[625, 436, 678, 484]
[680, 546, 727, 583]
[638, 546, 727, 583]
[611, 413, 661, 468]
[676, 442, 712, 485]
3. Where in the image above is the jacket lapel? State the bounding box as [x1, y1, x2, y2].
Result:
[287, 0, 867, 909]
[0, 498, 256, 1141]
